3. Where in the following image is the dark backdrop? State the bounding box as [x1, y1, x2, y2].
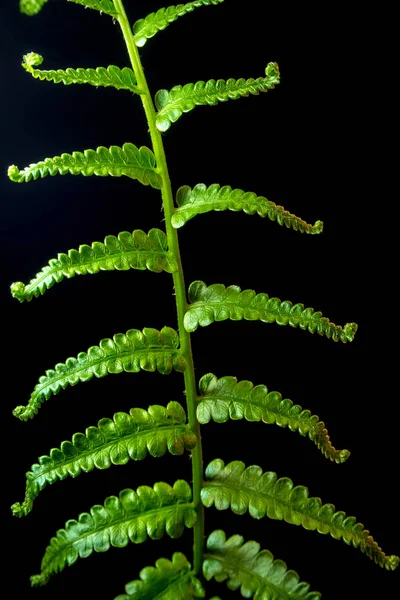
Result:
[1, 1, 398, 599]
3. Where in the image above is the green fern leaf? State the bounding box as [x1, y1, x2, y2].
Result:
[13, 327, 186, 422]
[31, 479, 196, 586]
[11, 228, 178, 303]
[12, 402, 196, 518]
[184, 281, 358, 343]
[8, 143, 162, 189]
[204, 529, 320, 600]
[132, 0, 224, 48]
[22, 52, 142, 94]
[114, 552, 205, 600]
[20, 0, 48, 14]
[68, 0, 119, 16]
[197, 374, 350, 464]
[155, 63, 280, 132]
[201, 460, 399, 571]
[171, 184, 323, 234]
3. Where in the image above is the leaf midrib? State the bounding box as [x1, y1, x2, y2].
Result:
[33, 346, 181, 399]
[202, 478, 356, 541]
[203, 552, 305, 600]
[30, 423, 190, 483]
[25, 246, 172, 295]
[158, 76, 274, 117]
[198, 393, 318, 433]
[44, 502, 195, 569]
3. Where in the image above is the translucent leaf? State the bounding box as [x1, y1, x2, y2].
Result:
[13, 327, 186, 422]
[22, 52, 141, 94]
[67, 0, 119, 16]
[132, 0, 224, 48]
[114, 552, 205, 599]
[197, 373, 350, 463]
[12, 402, 196, 517]
[11, 229, 177, 303]
[31, 480, 196, 586]
[184, 281, 358, 343]
[8, 143, 162, 189]
[20, 0, 48, 14]
[172, 183, 323, 234]
[202, 460, 399, 570]
[204, 529, 321, 599]
[155, 63, 280, 132]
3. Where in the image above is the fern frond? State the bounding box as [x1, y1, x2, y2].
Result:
[184, 281, 358, 343]
[172, 184, 323, 234]
[22, 52, 142, 94]
[8, 143, 162, 189]
[31, 480, 196, 586]
[197, 374, 350, 464]
[114, 552, 204, 600]
[155, 63, 280, 132]
[12, 402, 196, 518]
[201, 460, 400, 571]
[13, 327, 186, 422]
[67, 0, 119, 16]
[132, 0, 224, 48]
[20, 0, 48, 14]
[11, 228, 178, 303]
[204, 529, 320, 600]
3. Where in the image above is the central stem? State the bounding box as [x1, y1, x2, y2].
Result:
[114, 0, 204, 575]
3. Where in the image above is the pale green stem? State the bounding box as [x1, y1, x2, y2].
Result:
[114, 0, 205, 575]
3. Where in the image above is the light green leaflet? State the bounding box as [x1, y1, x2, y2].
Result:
[155, 63, 280, 132]
[13, 327, 186, 422]
[172, 183, 323, 233]
[8, 143, 162, 188]
[132, 1, 224, 48]
[203, 530, 321, 600]
[201, 460, 399, 571]
[196, 373, 350, 463]
[114, 552, 205, 600]
[184, 281, 358, 343]
[31, 480, 196, 586]
[11, 228, 177, 303]
[12, 402, 196, 517]
[22, 52, 142, 94]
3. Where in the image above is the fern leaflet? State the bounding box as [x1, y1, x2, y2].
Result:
[132, 0, 224, 48]
[8, 143, 162, 189]
[197, 373, 350, 464]
[20, 0, 48, 14]
[13, 327, 186, 422]
[31, 480, 196, 586]
[201, 460, 399, 570]
[68, 0, 119, 16]
[155, 63, 280, 132]
[22, 52, 142, 94]
[184, 281, 358, 343]
[11, 228, 178, 303]
[172, 183, 323, 234]
[12, 402, 196, 518]
[204, 529, 320, 600]
[114, 552, 205, 599]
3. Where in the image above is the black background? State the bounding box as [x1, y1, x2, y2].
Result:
[1, 1, 398, 599]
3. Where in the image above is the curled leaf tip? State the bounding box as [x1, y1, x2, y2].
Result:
[10, 502, 25, 518]
[313, 220, 324, 234]
[12, 405, 28, 420]
[10, 282, 26, 301]
[23, 52, 43, 69]
[30, 574, 44, 587]
[338, 449, 351, 463]
[265, 61, 280, 78]
[344, 322, 358, 341]
[388, 555, 400, 570]
[8, 165, 20, 181]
